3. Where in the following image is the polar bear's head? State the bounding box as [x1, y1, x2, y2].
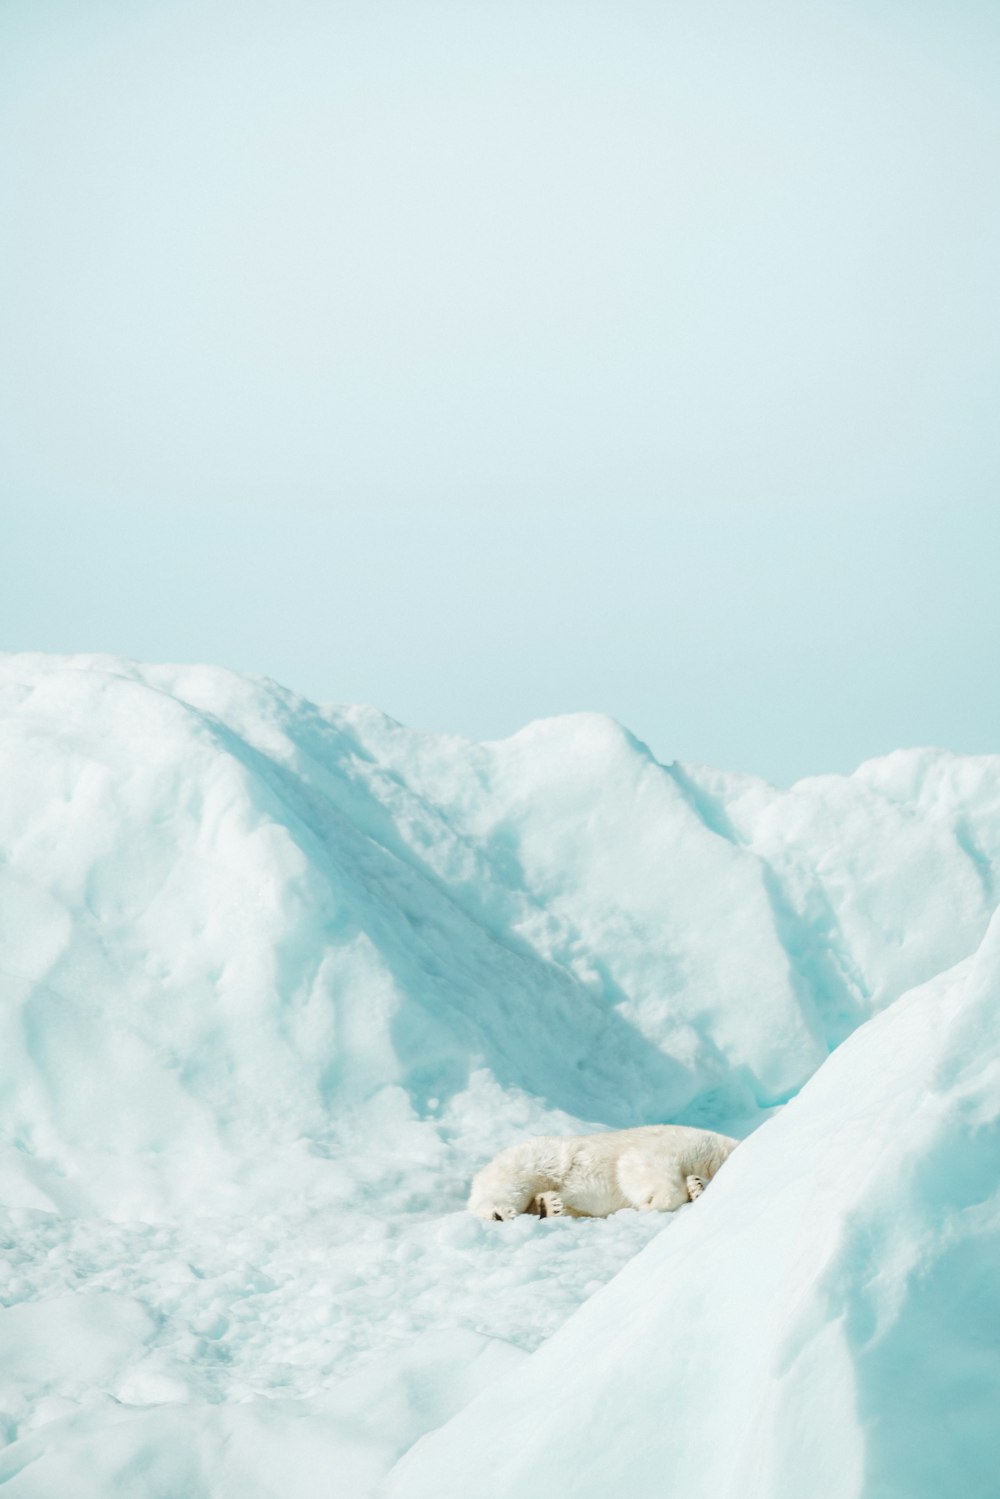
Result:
[467, 1182, 520, 1221]
[467, 1159, 526, 1221]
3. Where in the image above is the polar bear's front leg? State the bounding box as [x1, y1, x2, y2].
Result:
[685, 1175, 706, 1200]
[531, 1191, 566, 1218]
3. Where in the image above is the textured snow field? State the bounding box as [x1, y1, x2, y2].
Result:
[0, 1088, 667, 1493]
[1, 654, 999, 1496]
[392, 936, 1000, 1499]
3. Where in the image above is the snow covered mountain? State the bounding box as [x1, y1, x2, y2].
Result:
[1, 653, 998, 1496]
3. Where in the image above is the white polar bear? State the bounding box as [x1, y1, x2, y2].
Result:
[468, 1124, 738, 1221]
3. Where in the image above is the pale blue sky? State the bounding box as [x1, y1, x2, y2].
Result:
[2, 0, 998, 784]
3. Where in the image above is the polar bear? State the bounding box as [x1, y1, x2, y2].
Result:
[468, 1124, 738, 1221]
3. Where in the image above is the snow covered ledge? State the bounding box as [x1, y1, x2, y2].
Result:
[387, 912, 1000, 1499]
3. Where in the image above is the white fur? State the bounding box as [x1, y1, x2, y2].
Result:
[468, 1124, 738, 1221]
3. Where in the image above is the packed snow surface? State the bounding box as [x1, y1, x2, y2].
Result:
[1, 653, 998, 1496]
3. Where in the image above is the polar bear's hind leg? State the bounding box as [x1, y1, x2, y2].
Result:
[686, 1174, 706, 1200]
[617, 1148, 690, 1213]
[532, 1191, 566, 1218]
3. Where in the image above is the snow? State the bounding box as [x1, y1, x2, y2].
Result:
[389, 927, 1000, 1499]
[0, 651, 998, 1496]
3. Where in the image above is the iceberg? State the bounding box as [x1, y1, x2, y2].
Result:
[0, 652, 997, 1496]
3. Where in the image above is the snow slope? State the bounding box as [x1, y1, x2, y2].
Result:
[390, 919, 1000, 1499]
[1, 653, 998, 1496]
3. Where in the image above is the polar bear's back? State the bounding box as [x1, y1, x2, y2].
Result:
[613, 1123, 737, 1158]
[570, 1124, 738, 1177]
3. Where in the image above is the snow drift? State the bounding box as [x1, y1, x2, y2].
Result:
[390, 922, 1000, 1499]
[1, 653, 998, 1496]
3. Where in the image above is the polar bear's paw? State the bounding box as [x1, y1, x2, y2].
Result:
[532, 1191, 566, 1219]
[685, 1175, 707, 1200]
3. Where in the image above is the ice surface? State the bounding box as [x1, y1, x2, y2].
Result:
[1, 653, 998, 1496]
[389, 921, 1000, 1499]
